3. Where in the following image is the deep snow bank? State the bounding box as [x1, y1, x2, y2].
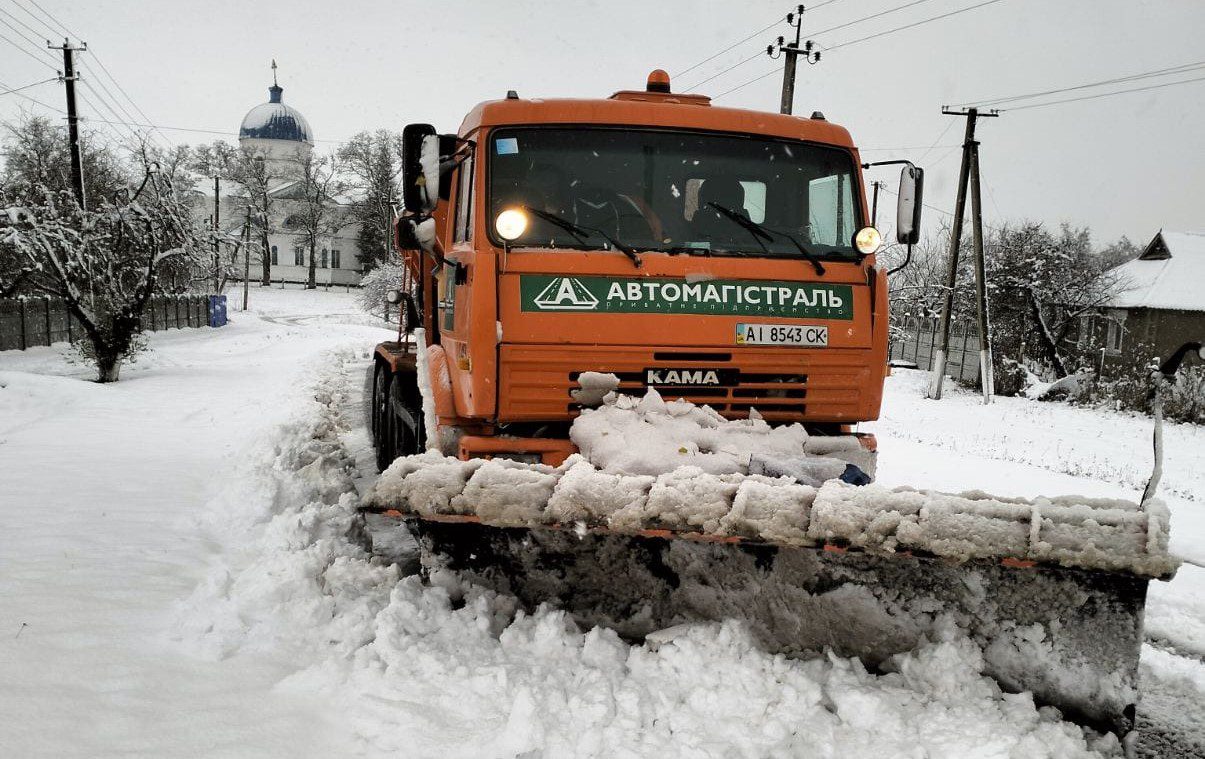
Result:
[179, 350, 1121, 758]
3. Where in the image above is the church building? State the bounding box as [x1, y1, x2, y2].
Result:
[215, 67, 366, 287]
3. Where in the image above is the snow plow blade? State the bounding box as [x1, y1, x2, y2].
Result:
[361, 461, 1177, 739]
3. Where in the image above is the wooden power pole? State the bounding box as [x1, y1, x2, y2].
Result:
[49, 39, 87, 209]
[927, 106, 998, 403]
[768, 6, 819, 115]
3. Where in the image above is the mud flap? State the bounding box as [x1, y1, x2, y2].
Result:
[406, 517, 1148, 737]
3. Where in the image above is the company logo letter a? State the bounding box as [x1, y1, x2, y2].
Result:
[533, 277, 600, 310]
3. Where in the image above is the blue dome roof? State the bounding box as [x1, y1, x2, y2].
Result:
[239, 85, 313, 143]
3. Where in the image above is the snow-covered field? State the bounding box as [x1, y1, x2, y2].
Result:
[1, 287, 1201, 757]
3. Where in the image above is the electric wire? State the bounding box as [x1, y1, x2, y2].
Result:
[0, 74, 61, 111]
[714, 0, 1009, 101]
[680, 49, 765, 92]
[673, 15, 787, 79]
[0, 25, 57, 70]
[86, 50, 170, 148]
[78, 81, 144, 147]
[3, 0, 58, 40]
[5, 1, 174, 149]
[1000, 73, 1205, 112]
[952, 59, 1205, 108]
[821, 0, 1007, 54]
[673, 0, 851, 84]
[22, 0, 78, 40]
[0, 75, 56, 97]
[0, 7, 55, 61]
[809, 0, 939, 39]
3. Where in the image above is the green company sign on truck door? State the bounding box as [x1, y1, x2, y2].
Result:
[519, 275, 854, 320]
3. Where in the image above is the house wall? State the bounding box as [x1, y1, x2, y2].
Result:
[1090, 307, 1205, 373]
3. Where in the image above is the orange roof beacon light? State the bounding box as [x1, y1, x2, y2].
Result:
[646, 69, 671, 93]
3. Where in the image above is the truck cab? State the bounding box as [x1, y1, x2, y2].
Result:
[372, 71, 922, 468]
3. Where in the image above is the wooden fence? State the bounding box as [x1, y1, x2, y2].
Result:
[889, 317, 982, 384]
[0, 294, 212, 352]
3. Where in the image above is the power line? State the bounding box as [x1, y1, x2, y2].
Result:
[0, 5, 55, 54]
[0, 74, 62, 110]
[3, 0, 58, 39]
[673, 15, 787, 79]
[79, 60, 168, 149]
[809, 0, 939, 38]
[686, 0, 942, 94]
[681, 49, 764, 91]
[952, 59, 1205, 108]
[22, 0, 77, 39]
[1001, 73, 1205, 112]
[715, 0, 1009, 101]
[0, 26, 57, 70]
[77, 86, 141, 148]
[821, 0, 1007, 53]
[78, 115, 350, 144]
[86, 49, 169, 148]
[0, 75, 56, 97]
[673, 0, 851, 84]
[7, 1, 172, 149]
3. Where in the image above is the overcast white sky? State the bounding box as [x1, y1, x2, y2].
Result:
[2, 0, 1203, 244]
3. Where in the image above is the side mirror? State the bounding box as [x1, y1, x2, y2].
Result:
[402, 123, 438, 214]
[896, 165, 924, 245]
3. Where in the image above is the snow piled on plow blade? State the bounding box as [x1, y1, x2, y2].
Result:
[366, 455, 1176, 579]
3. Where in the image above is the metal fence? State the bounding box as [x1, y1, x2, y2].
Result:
[0, 294, 211, 352]
[889, 317, 982, 384]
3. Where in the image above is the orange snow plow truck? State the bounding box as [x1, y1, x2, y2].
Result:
[364, 71, 1177, 745]
[370, 70, 915, 467]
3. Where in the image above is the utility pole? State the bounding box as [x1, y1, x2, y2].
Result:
[767, 6, 819, 115]
[50, 39, 87, 209]
[213, 176, 221, 292]
[870, 181, 885, 227]
[242, 207, 252, 311]
[927, 106, 999, 403]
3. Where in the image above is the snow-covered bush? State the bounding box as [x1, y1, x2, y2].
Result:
[358, 261, 407, 321]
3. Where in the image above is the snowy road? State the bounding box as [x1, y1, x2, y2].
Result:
[0, 289, 394, 758]
[1, 288, 1202, 757]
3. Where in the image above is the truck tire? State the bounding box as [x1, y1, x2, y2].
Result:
[371, 363, 389, 441]
[377, 371, 425, 472]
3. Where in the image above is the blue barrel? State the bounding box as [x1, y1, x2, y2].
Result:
[207, 294, 228, 327]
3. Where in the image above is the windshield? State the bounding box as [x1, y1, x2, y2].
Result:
[488, 127, 862, 258]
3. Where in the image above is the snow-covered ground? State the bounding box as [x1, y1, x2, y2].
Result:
[1, 288, 1201, 757]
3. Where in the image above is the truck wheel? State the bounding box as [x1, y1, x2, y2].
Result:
[371, 363, 389, 441]
[388, 373, 425, 460]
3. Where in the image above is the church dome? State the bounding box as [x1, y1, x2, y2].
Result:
[239, 85, 313, 143]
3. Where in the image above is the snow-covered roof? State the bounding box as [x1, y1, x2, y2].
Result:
[1105, 230, 1205, 312]
[239, 85, 313, 144]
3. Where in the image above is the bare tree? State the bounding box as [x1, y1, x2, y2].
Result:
[289, 150, 349, 289]
[191, 141, 277, 286]
[1, 158, 209, 382]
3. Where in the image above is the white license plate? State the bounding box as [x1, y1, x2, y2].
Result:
[737, 323, 828, 346]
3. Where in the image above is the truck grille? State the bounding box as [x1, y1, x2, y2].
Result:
[498, 345, 870, 423]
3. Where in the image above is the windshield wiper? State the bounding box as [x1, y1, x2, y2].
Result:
[522, 206, 642, 268]
[706, 202, 826, 275]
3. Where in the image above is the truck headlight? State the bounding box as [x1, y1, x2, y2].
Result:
[854, 226, 882, 254]
[495, 208, 528, 241]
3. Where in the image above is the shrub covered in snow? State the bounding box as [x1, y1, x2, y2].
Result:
[357, 260, 407, 321]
